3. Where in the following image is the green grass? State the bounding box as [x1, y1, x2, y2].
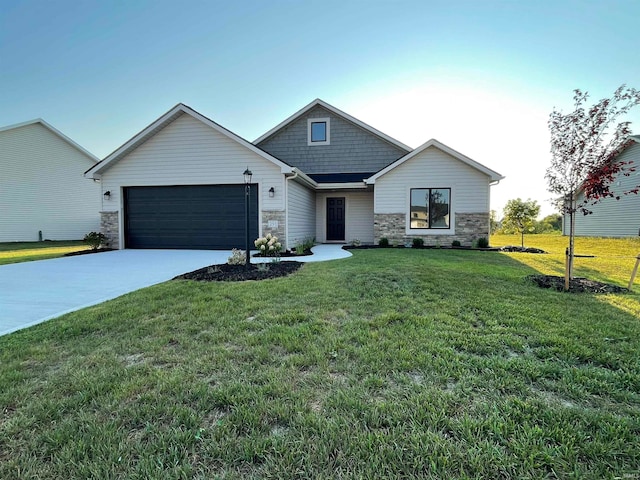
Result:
[1, 237, 640, 478]
[0, 241, 89, 265]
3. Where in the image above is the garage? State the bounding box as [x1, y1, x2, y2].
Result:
[124, 185, 258, 249]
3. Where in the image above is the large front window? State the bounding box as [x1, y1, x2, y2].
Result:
[410, 188, 450, 229]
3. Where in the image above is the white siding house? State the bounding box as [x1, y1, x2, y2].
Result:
[0, 119, 100, 242]
[564, 137, 640, 237]
[286, 180, 316, 247]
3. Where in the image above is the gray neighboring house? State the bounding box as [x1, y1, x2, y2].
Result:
[563, 135, 640, 237]
[0, 119, 101, 242]
[85, 100, 503, 250]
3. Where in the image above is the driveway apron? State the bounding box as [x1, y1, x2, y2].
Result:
[0, 250, 229, 337]
[0, 245, 351, 337]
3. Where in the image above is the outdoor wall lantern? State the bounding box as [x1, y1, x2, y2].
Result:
[243, 168, 253, 269]
[103, 190, 111, 199]
[268, 187, 275, 198]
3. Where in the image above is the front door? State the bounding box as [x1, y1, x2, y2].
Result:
[326, 197, 345, 241]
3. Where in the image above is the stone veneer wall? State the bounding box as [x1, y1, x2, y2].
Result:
[261, 210, 286, 246]
[374, 212, 490, 246]
[100, 211, 119, 249]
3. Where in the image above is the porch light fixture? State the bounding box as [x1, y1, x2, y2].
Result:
[268, 187, 275, 198]
[243, 168, 252, 269]
[103, 190, 111, 199]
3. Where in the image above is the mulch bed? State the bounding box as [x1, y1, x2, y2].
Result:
[500, 246, 546, 254]
[174, 262, 303, 282]
[64, 248, 115, 257]
[527, 274, 629, 294]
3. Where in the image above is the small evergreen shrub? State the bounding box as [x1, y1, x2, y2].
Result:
[378, 237, 389, 247]
[452, 240, 461, 247]
[412, 238, 424, 248]
[83, 231, 107, 250]
[476, 237, 489, 248]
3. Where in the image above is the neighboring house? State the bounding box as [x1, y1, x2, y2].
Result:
[0, 119, 101, 242]
[563, 135, 640, 237]
[85, 100, 503, 250]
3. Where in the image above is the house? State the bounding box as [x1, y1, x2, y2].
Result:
[563, 135, 640, 237]
[85, 100, 503, 250]
[0, 119, 101, 242]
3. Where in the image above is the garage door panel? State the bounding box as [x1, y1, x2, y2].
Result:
[124, 185, 258, 249]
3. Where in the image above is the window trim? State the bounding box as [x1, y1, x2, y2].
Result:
[408, 187, 452, 231]
[307, 117, 330, 146]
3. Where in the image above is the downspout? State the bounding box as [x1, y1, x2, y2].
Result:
[284, 170, 300, 251]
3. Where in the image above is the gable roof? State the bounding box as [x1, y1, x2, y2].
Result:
[0, 118, 99, 163]
[365, 138, 504, 184]
[85, 103, 294, 178]
[253, 98, 412, 152]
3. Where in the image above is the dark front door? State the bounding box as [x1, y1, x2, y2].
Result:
[124, 184, 258, 249]
[326, 197, 345, 241]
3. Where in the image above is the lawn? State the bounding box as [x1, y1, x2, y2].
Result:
[0, 241, 88, 265]
[1, 237, 639, 479]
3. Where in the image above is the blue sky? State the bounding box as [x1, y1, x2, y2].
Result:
[2, 0, 640, 217]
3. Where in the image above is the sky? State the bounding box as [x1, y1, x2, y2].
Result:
[2, 0, 640, 218]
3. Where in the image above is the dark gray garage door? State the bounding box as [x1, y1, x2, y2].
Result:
[124, 185, 258, 249]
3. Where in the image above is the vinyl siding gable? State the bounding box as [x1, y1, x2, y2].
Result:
[101, 113, 285, 212]
[568, 142, 640, 237]
[374, 145, 490, 214]
[257, 105, 408, 174]
[0, 123, 100, 241]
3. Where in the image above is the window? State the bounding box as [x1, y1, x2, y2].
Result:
[307, 117, 330, 145]
[410, 188, 450, 229]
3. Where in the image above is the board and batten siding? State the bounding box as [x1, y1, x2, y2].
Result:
[100, 113, 286, 245]
[315, 191, 374, 244]
[257, 105, 408, 175]
[374, 146, 490, 233]
[564, 142, 640, 237]
[286, 180, 316, 248]
[0, 123, 100, 241]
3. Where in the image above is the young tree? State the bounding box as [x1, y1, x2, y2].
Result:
[502, 198, 541, 247]
[546, 85, 640, 288]
[489, 209, 500, 234]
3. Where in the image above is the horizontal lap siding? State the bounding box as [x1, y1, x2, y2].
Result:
[287, 181, 316, 247]
[315, 191, 374, 243]
[569, 143, 640, 237]
[0, 124, 100, 241]
[101, 113, 285, 215]
[374, 147, 489, 214]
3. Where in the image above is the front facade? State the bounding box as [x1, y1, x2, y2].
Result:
[563, 137, 640, 237]
[86, 100, 503, 250]
[0, 119, 101, 242]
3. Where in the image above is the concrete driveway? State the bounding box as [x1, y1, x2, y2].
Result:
[0, 249, 229, 337]
[0, 245, 351, 337]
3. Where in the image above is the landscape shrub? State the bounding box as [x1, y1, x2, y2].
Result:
[378, 237, 389, 247]
[476, 237, 489, 248]
[83, 231, 107, 250]
[254, 233, 282, 257]
[412, 238, 424, 248]
[227, 249, 246, 265]
[452, 240, 461, 247]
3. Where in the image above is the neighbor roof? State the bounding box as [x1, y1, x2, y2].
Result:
[253, 98, 413, 152]
[85, 104, 294, 178]
[0, 118, 99, 163]
[366, 138, 504, 184]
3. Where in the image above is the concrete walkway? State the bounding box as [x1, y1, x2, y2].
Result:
[0, 244, 350, 337]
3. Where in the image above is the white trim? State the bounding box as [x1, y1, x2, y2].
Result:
[254, 98, 412, 152]
[404, 185, 455, 235]
[366, 138, 504, 184]
[85, 104, 294, 179]
[315, 182, 368, 190]
[307, 117, 330, 146]
[0, 118, 99, 163]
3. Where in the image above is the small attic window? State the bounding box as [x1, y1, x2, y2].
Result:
[308, 118, 330, 146]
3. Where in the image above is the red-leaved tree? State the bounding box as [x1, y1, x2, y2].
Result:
[546, 85, 640, 289]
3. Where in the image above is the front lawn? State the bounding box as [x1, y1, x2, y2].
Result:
[0, 241, 88, 265]
[1, 242, 639, 478]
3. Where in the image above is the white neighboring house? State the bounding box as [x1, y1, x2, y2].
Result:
[563, 136, 640, 237]
[0, 119, 101, 242]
